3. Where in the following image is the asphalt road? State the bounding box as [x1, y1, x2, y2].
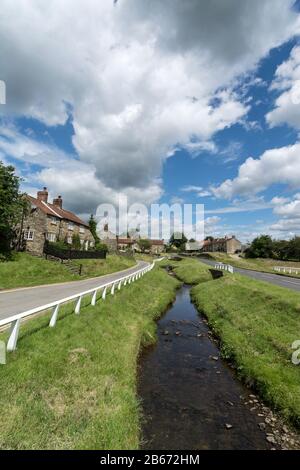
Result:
[198, 258, 300, 292]
[0, 260, 149, 322]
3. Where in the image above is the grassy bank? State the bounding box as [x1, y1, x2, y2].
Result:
[200, 252, 300, 277]
[191, 274, 300, 427]
[0, 267, 180, 449]
[160, 257, 212, 285]
[0, 253, 136, 290]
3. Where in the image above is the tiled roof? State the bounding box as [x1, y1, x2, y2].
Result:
[28, 195, 89, 227]
[150, 239, 165, 245]
[117, 238, 134, 245]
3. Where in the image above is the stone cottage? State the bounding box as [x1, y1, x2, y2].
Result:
[20, 188, 95, 255]
[202, 236, 242, 254]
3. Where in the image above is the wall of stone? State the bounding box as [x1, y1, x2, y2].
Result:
[226, 238, 242, 254]
[22, 208, 47, 255]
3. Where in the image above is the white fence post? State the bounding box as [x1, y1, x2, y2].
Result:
[75, 296, 82, 314]
[7, 319, 21, 352]
[49, 304, 60, 328]
[91, 290, 97, 306]
[118, 280, 122, 291]
[111, 283, 115, 295]
[102, 286, 107, 300]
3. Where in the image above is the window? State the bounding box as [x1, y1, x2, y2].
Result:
[23, 230, 34, 241]
[50, 216, 57, 225]
[46, 232, 56, 242]
[68, 222, 74, 231]
[79, 225, 85, 234]
[67, 236, 72, 244]
[80, 239, 84, 246]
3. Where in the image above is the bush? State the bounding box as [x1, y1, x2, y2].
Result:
[72, 233, 81, 250]
[95, 242, 108, 254]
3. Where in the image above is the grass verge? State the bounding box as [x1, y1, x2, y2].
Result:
[199, 252, 300, 277]
[0, 253, 136, 290]
[160, 257, 212, 285]
[190, 274, 300, 427]
[0, 267, 180, 449]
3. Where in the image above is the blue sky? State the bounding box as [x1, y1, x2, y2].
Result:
[1, 1, 300, 242]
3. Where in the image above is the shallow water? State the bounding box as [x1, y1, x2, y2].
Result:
[138, 285, 271, 450]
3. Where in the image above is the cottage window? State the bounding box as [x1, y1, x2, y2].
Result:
[67, 236, 72, 244]
[23, 230, 34, 241]
[46, 232, 56, 242]
[50, 216, 57, 225]
[68, 222, 74, 231]
[79, 225, 85, 234]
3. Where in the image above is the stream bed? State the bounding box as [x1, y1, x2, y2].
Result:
[138, 285, 273, 450]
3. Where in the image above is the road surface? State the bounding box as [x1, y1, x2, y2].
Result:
[0, 260, 149, 322]
[198, 258, 300, 292]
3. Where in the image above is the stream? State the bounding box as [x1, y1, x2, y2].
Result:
[138, 285, 273, 450]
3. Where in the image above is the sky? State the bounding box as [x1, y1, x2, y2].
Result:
[1, 0, 300, 242]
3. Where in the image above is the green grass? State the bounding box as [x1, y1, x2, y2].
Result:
[190, 274, 300, 427]
[0, 253, 136, 290]
[200, 252, 300, 277]
[160, 257, 212, 285]
[0, 267, 180, 449]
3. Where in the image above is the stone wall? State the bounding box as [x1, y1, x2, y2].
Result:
[226, 238, 242, 254]
[22, 208, 47, 255]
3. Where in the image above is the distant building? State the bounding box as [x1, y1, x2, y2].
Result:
[149, 239, 165, 255]
[185, 241, 203, 253]
[203, 236, 242, 254]
[19, 188, 95, 255]
[98, 223, 118, 252]
[97, 224, 165, 254]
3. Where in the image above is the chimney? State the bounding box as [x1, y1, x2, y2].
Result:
[53, 195, 63, 209]
[37, 187, 48, 203]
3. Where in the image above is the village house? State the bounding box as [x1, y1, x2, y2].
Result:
[116, 237, 165, 254]
[202, 236, 242, 254]
[185, 241, 203, 253]
[97, 224, 165, 254]
[20, 188, 95, 255]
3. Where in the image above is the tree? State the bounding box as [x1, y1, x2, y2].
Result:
[138, 239, 151, 253]
[0, 162, 28, 260]
[89, 215, 100, 244]
[245, 235, 274, 259]
[205, 236, 214, 242]
[169, 232, 188, 250]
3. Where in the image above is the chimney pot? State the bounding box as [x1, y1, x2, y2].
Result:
[37, 187, 48, 203]
[53, 195, 63, 209]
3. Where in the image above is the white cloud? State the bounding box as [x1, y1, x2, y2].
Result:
[272, 193, 300, 218]
[211, 143, 300, 199]
[267, 46, 300, 129]
[0, 1, 299, 209]
[181, 185, 212, 198]
[206, 197, 272, 214]
[270, 218, 300, 232]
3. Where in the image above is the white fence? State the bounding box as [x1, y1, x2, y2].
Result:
[214, 263, 234, 274]
[0, 259, 164, 354]
[273, 266, 300, 275]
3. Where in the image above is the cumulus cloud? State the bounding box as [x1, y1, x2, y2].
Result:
[270, 218, 300, 232]
[0, 0, 299, 209]
[211, 143, 300, 199]
[267, 46, 300, 129]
